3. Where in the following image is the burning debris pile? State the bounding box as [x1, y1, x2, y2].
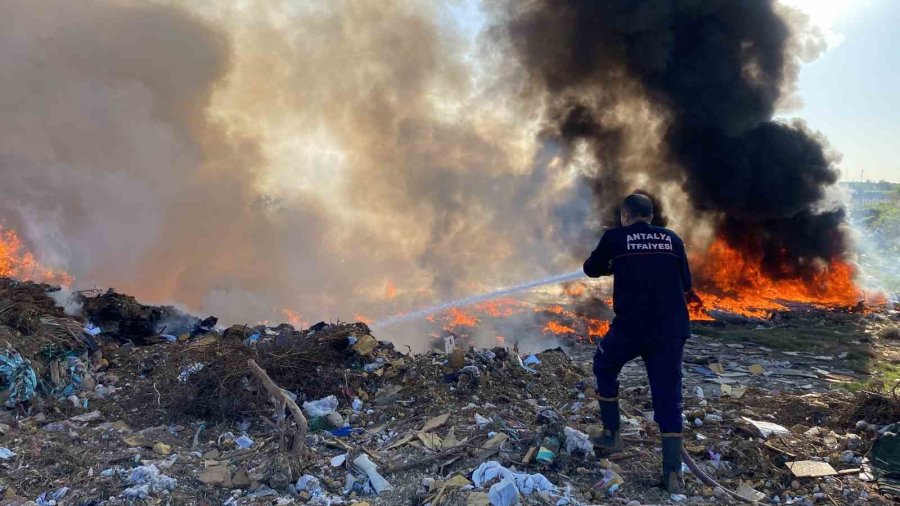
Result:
[0, 277, 898, 505]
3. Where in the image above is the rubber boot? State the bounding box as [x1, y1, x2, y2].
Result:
[661, 436, 685, 493]
[596, 400, 624, 452]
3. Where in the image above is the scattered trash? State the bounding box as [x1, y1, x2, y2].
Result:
[787, 460, 838, 478]
[523, 354, 541, 366]
[303, 395, 339, 417]
[444, 335, 456, 354]
[475, 413, 493, 429]
[536, 436, 560, 464]
[235, 435, 254, 449]
[735, 482, 766, 502]
[35, 487, 70, 506]
[353, 453, 393, 494]
[421, 412, 451, 433]
[563, 426, 594, 457]
[352, 334, 378, 355]
[472, 461, 558, 497]
[153, 442, 172, 455]
[177, 362, 204, 383]
[741, 417, 790, 438]
[124, 464, 177, 499]
[594, 469, 625, 496]
[70, 410, 102, 423]
[1, 349, 37, 406]
[0, 277, 894, 505]
[488, 478, 519, 506]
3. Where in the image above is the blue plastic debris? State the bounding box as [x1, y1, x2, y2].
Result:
[35, 487, 69, 506]
[60, 356, 87, 398]
[364, 359, 385, 373]
[1, 349, 37, 407]
[235, 435, 254, 449]
[523, 355, 542, 366]
[329, 426, 353, 437]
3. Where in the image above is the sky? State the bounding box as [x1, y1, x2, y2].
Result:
[784, 0, 900, 182]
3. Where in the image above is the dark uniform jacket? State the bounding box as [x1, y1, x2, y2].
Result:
[583, 221, 692, 338]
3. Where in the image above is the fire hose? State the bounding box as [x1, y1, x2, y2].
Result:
[620, 404, 757, 503]
[681, 448, 757, 504]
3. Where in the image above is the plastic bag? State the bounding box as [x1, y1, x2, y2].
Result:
[488, 478, 520, 506]
[125, 464, 177, 498]
[303, 395, 339, 417]
[563, 426, 594, 457]
[0, 349, 37, 407]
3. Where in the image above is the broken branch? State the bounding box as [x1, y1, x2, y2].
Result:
[247, 358, 308, 456]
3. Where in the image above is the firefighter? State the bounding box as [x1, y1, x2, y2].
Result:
[583, 193, 702, 493]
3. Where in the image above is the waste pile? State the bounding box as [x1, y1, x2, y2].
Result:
[0, 277, 899, 505]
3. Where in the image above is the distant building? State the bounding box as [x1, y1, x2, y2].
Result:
[841, 181, 900, 208]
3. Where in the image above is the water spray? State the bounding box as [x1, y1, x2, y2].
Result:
[373, 270, 584, 328]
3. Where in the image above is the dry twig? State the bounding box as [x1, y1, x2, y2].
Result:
[247, 359, 308, 457]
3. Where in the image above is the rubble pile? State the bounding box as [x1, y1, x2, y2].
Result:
[81, 290, 204, 345]
[0, 277, 899, 505]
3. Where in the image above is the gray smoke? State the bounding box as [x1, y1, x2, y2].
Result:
[0, 0, 847, 342]
[0, 0, 594, 335]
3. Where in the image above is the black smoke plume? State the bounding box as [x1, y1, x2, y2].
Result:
[505, 0, 846, 278]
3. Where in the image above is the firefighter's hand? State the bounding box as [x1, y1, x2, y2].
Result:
[685, 289, 704, 308]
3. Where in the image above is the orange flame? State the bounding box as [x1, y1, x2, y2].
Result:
[586, 318, 610, 339]
[385, 280, 397, 299]
[693, 238, 865, 318]
[543, 305, 568, 315]
[563, 283, 586, 297]
[543, 320, 576, 335]
[0, 225, 71, 286]
[281, 308, 308, 328]
[442, 306, 478, 330]
[474, 298, 527, 317]
[355, 313, 373, 325]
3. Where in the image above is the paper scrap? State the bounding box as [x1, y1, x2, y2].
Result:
[741, 417, 790, 438]
[421, 413, 450, 433]
[787, 460, 838, 478]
